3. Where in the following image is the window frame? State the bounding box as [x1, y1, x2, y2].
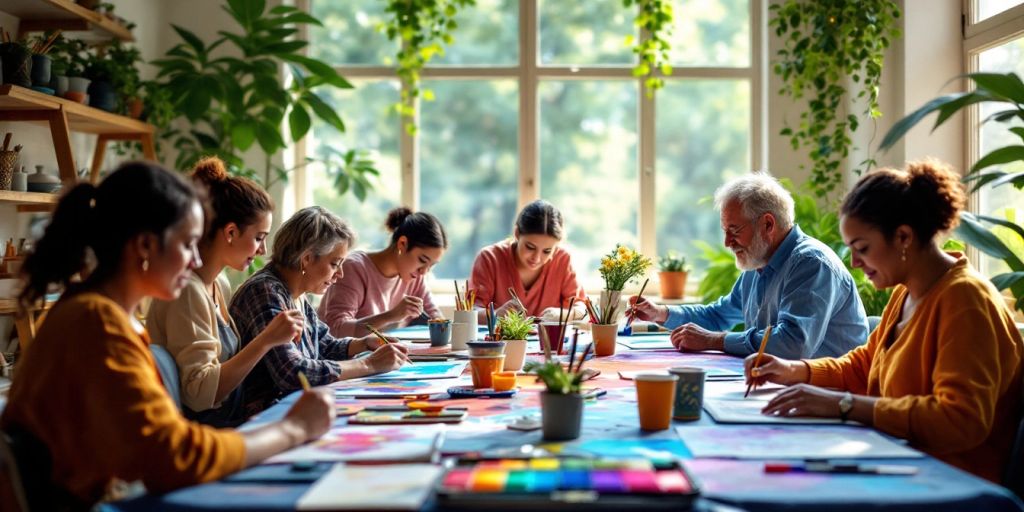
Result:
[292, 0, 765, 293]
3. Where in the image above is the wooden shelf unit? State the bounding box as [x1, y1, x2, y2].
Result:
[3, 0, 133, 42]
[0, 84, 156, 183]
[0, 191, 58, 212]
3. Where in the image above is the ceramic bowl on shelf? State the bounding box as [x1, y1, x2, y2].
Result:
[27, 182, 61, 193]
[27, 166, 61, 193]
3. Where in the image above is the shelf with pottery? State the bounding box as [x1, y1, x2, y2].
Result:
[0, 84, 155, 184]
[0, 190, 58, 212]
[2, 0, 133, 42]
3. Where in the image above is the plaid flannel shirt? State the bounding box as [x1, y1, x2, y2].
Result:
[229, 265, 352, 414]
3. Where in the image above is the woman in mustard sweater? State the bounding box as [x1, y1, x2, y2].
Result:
[745, 159, 1023, 482]
[1, 162, 334, 508]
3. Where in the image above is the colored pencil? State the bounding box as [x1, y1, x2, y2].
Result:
[453, 280, 463, 311]
[297, 371, 311, 391]
[744, 325, 773, 398]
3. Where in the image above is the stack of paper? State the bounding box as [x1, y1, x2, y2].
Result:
[298, 463, 442, 510]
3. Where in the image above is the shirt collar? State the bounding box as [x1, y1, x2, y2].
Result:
[759, 225, 803, 274]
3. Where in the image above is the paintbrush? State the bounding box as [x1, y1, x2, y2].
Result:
[507, 287, 526, 312]
[744, 325, 773, 398]
[567, 327, 579, 372]
[626, 278, 649, 328]
[453, 280, 463, 311]
[574, 342, 593, 374]
[297, 371, 311, 391]
[365, 323, 414, 365]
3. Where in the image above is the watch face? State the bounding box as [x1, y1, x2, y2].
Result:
[839, 392, 854, 413]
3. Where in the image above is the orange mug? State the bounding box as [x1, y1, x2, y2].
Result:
[491, 371, 517, 391]
[469, 355, 505, 389]
[635, 372, 678, 431]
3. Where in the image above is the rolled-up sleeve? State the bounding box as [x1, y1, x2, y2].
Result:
[162, 281, 222, 412]
[666, 275, 746, 332]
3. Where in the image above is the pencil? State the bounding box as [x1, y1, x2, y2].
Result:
[744, 325, 773, 398]
[297, 371, 311, 391]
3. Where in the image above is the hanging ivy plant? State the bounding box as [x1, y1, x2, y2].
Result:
[623, 0, 674, 97]
[770, 0, 901, 199]
[382, 0, 475, 134]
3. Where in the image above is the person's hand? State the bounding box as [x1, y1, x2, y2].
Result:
[495, 298, 524, 317]
[283, 387, 334, 442]
[259, 309, 304, 347]
[362, 343, 411, 374]
[669, 323, 724, 352]
[627, 296, 668, 323]
[743, 353, 809, 388]
[360, 334, 407, 354]
[387, 295, 424, 323]
[760, 383, 844, 418]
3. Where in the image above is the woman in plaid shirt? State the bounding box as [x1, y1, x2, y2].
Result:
[230, 206, 410, 414]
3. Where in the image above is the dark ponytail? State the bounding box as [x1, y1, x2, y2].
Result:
[841, 159, 966, 245]
[191, 156, 273, 243]
[515, 200, 564, 240]
[18, 162, 199, 311]
[385, 207, 448, 250]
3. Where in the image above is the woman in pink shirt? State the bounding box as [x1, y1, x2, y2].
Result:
[319, 207, 447, 336]
[469, 200, 585, 321]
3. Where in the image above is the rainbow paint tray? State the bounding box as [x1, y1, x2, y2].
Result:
[436, 456, 699, 510]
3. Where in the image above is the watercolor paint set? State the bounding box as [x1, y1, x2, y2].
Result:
[436, 456, 699, 509]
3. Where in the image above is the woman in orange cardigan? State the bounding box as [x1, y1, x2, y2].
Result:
[1, 162, 334, 508]
[745, 159, 1023, 482]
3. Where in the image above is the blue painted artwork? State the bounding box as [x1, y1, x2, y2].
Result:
[370, 361, 468, 380]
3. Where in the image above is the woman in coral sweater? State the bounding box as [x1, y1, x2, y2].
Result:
[469, 200, 585, 322]
[1, 162, 334, 508]
[745, 159, 1023, 482]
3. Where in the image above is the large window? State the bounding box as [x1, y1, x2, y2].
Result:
[299, 0, 760, 290]
[966, 3, 1024, 278]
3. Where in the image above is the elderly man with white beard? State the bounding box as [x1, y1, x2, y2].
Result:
[629, 172, 868, 359]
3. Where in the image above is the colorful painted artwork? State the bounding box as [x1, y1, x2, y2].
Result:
[266, 424, 444, 464]
[370, 361, 468, 380]
[616, 334, 674, 349]
[332, 377, 470, 398]
[676, 425, 923, 459]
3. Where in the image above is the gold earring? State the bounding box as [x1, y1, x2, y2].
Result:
[142, 258, 149, 272]
[397, 249, 402, 256]
[228, 237, 233, 244]
[901, 247, 907, 262]
[301, 267, 306, 276]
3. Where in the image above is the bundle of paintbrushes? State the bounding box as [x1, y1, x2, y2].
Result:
[453, 280, 475, 311]
[31, 30, 62, 55]
[584, 296, 619, 325]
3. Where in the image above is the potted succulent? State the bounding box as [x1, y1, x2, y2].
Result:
[658, 251, 691, 300]
[49, 36, 90, 100]
[598, 244, 652, 323]
[497, 309, 533, 372]
[524, 355, 590, 441]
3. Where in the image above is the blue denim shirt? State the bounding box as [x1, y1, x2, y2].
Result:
[665, 225, 868, 359]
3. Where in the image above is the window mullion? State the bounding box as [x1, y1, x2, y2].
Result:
[519, 0, 540, 209]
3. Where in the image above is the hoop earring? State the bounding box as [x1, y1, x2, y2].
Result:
[142, 258, 149, 272]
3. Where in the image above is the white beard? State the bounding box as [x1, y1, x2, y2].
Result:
[734, 232, 770, 271]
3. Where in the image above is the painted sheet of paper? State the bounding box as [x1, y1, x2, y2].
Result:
[618, 369, 743, 381]
[702, 382, 851, 424]
[331, 377, 469, 398]
[676, 425, 923, 459]
[617, 334, 675, 350]
[266, 424, 443, 464]
[297, 463, 442, 510]
[368, 361, 468, 380]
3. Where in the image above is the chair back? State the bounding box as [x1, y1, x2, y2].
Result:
[150, 344, 182, 410]
[0, 425, 80, 511]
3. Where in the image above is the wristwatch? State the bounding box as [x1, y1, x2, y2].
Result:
[838, 391, 854, 422]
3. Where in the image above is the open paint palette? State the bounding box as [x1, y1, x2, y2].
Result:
[437, 457, 699, 510]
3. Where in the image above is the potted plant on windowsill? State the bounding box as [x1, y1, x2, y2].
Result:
[524, 347, 591, 441]
[658, 250, 690, 300]
[497, 309, 533, 372]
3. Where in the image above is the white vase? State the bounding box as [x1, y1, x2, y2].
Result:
[599, 289, 622, 324]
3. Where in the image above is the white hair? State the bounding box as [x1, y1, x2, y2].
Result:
[713, 171, 795, 231]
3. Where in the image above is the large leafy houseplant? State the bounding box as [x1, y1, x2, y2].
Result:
[153, 0, 377, 194]
[879, 72, 1024, 312]
[770, 0, 901, 200]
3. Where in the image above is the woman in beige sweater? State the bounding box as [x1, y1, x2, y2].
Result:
[148, 157, 303, 427]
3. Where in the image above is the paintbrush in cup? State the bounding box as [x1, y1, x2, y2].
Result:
[744, 325, 773, 398]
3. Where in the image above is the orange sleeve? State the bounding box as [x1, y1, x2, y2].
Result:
[469, 247, 498, 308]
[85, 311, 246, 492]
[872, 306, 1009, 455]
